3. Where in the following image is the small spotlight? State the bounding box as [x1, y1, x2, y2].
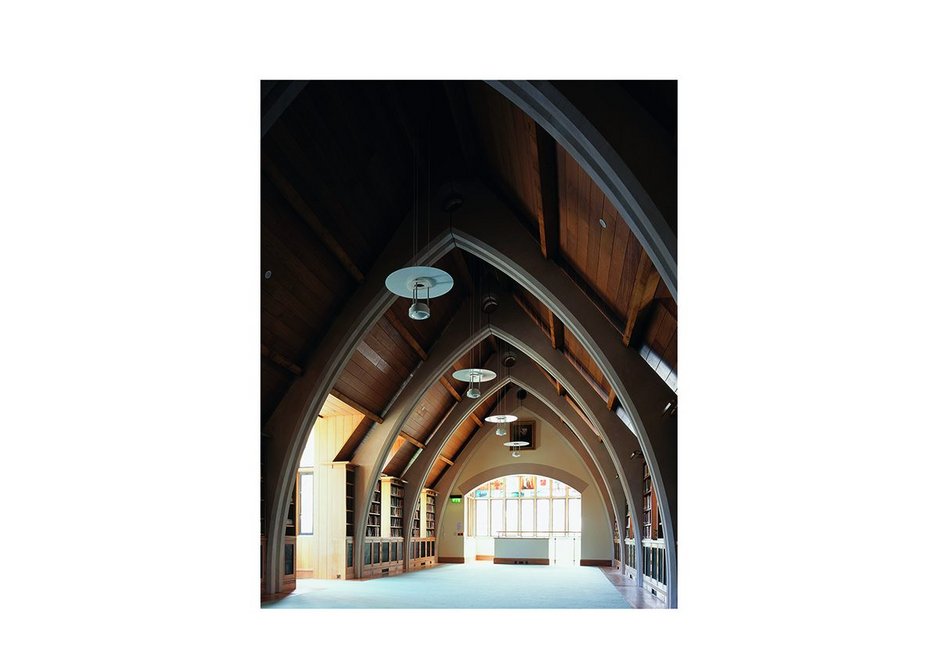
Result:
[264, 270, 272, 279]
[408, 301, 430, 320]
[466, 387, 480, 399]
[599, 218, 607, 229]
[496, 427, 507, 436]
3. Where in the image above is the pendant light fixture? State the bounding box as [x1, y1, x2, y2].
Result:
[453, 252, 495, 399]
[386, 119, 453, 319]
[486, 341, 517, 432]
[504, 388, 529, 458]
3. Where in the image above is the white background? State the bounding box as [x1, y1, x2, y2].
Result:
[2, 2, 936, 664]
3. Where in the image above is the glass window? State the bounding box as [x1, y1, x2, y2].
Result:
[476, 499, 489, 536]
[552, 479, 565, 496]
[520, 499, 535, 532]
[568, 498, 582, 532]
[507, 476, 520, 497]
[568, 486, 581, 498]
[552, 499, 565, 532]
[506, 499, 519, 534]
[536, 499, 550, 534]
[536, 477, 550, 496]
[490, 478, 505, 498]
[491, 499, 505, 536]
[520, 475, 536, 497]
[299, 430, 316, 468]
[299, 471, 314, 535]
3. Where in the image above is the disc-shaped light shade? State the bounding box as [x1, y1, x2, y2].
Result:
[503, 441, 529, 447]
[484, 414, 518, 424]
[452, 368, 497, 383]
[385, 266, 454, 298]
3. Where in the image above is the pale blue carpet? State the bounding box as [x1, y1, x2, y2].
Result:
[262, 564, 630, 608]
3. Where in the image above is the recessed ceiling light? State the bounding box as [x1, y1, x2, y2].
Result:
[264, 270, 272, 279]
[599, 218, 607, 229]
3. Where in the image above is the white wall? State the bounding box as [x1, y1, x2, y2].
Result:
[437, 406, 612, 562]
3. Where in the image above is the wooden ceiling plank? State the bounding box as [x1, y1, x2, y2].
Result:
[547, 311, 565, 350]
[565, 394, 600, 437]
[330, 389, 383, 424]
[443, 82, 483, 173]
[623, 256, 662, 346]
[535, 125, 560, 260]
[400, 431, 426, 449]
[607, 388, 617, 411]
[469, 413, 484, 428]
[261, 156, 366, 284]
[333, 416, 373, 462]
[511, 291, 552, 342]
[438, 454, 455, 466]
[261, 343, 303, 377]
[439, 376, 462, 402]
[385, 309, 428, 361]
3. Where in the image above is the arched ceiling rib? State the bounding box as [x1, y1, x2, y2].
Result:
[261, 80, 678, 604]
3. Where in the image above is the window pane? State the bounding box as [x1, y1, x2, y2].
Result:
[536, 499, 550, 534]
[568, 486, 581, 498]
[568, 498, 581, 532]
[299, 472, 314, 534]
[520, 475, 536, 497]
[475, 485, 488, 498]
[520, 499, 534, 532]
[507, 475, 520, 497]
[491, 499, 505, 536]
[490, 478, 505, 498]
[536, 477, 550, 496]
[299, 431, 316, 467]
[552, 499, 565, 532]
[506, 500, 519, 533]
[476, 499, 489, 536]
[551, 479, 564, 496]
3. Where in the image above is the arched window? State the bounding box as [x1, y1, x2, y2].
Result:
[466, 474, 581, 537]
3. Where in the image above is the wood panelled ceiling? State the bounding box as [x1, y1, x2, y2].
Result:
[262, 80, 676, 482]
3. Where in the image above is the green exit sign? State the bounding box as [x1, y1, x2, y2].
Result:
[449, 496, 462, 504]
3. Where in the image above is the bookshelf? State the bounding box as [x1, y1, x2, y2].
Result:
[424, 489, 436, 537]
[345, 467, 355, 538]
[362, 476, 405, 578]
[409, 488, 438, 571]
[381, 476, 405, 538]
[613, 518, 621, 568]
[642, 463, 652, 539]
[366, 480, 381, 538]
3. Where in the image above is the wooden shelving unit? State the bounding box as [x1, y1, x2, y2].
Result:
[345, 468, 355, 538]
[366, 480, 381, 538]
[282, 478, 297, 591]
[412, 502, 421, 537]
[642, 463, 653, 539]
[381, 476, 405, 538]
[613, 518, 621, 569]
[424, 489, 436, 537]
[344, 465, 355, 579]
[410, 489, 438, 571]
[362, 476, 405, 578]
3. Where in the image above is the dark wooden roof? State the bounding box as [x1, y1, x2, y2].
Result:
[261, 80, 677, 475]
